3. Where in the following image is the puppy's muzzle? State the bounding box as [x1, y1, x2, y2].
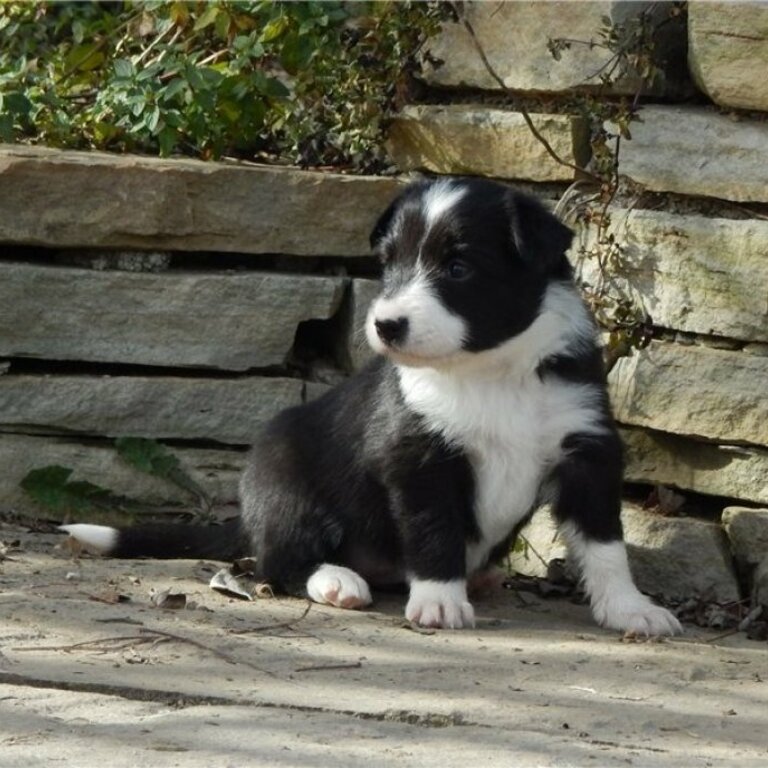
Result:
[374, 316, 409, 345]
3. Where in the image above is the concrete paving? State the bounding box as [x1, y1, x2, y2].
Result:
[1, 522, 766, 767]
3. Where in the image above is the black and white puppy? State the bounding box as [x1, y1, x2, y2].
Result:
[62, 178, 681, 635]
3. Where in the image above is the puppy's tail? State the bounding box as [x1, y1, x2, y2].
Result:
[59, 519, 246, 561]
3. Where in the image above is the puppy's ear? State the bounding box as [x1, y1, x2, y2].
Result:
[369, 197, 400, 252]
[506, 191, 573, 269]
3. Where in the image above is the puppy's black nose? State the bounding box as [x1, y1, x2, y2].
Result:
[375, 317, 408, 345]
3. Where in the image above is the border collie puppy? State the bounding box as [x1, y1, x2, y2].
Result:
[62, 178, 681, 635]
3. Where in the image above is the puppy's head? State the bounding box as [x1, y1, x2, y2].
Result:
[366, 178, 573, 367]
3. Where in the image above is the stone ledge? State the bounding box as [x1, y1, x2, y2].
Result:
[387, 105, 589, 182]
[574, 208, 768, 343]
[0, 262, 346, 371]
[0, 375, 311, 445]
[0, 433, 244, 517]
[0, 145, 401, 255]
[722, 507, 768, 568]
[509, 504, 739, 603]
[609, 342, 768, 446]
[621, 427, 768, 506]
[688, 1, 768, 112]
[612, 105, 768, 203]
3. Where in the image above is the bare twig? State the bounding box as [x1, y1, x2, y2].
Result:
[451, 3, 601, 185]
[228, 601, 313, 635]
[295, 661, 362, 673]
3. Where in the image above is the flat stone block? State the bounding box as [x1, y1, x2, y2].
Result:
[621, 427, 768, 506]
[387, 105, 589, 182]
[341, 278, 380, 371]
[0, 434, 244, 517]
[423, 1, 675, 95]
[612, 105, 768, 202]
[0, 145, 401, 256]
[609, 342, 768, 446]
[0, 375, 309, 444]
[575, 208, 768, 343]
[0, 263, 346, 371]
[621, 503, 739, 603]
[510, 504, 739, 603]
[689, 1, 768, 111]
[722, 506, 768, 567]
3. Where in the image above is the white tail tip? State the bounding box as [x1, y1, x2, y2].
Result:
[59, 524, 118, 554]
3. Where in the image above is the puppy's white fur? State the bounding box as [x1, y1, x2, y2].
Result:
[406, 578, 475, 629]
[59, 524, 118, 554]
[366, 271, 468, 363]
[564, 527, 683, 635]
[306, 563, 372, 610]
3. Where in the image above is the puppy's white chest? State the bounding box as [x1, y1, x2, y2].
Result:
[399, 366, 604, 572]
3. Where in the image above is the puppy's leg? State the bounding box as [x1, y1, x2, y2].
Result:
[392, 451, 475, 629]
[553, 432, 682, 636]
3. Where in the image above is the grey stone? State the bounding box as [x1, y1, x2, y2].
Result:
[509, 504, 739, 602]
[744, 342, 768, 357]
[753, 554, 768, 611]
[342, 278, 380, 371]
[0, 375, 307, 444]
[621, 503, 739, 603]
[609, 342, 768, 446]
[612, 105, 768, 202]
[422, 1, 672, 95]
[621, 427, 768, 506]
[387, 105, 589, 182]
[0, 262, 346, 371]
[722, 506, 768, 567]
[688, 1, 768, 111]
[574, 208, 768, 342]
[0, 145, 401, 256]
[0, 433, 244, 516]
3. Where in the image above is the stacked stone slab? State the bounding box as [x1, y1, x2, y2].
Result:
[0, 150, 399, 515]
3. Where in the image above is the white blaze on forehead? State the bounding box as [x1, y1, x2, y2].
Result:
[421, 180, 467, 227]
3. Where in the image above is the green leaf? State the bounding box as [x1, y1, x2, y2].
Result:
[193, 5, 220, 32]
[4, 91, 32, 117]
[260, 15, 290, 44]
[113, 58, 135, 79]
[20, 465, 111, 514]
[115, 437, 180, 479]
[64, 43, 104, 73]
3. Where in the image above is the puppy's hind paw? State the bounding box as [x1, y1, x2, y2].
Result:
[306, 564, 372, 610]
[406, 579, 475, 630]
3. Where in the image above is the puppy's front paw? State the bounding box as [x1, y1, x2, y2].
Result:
[306, 564, 372, 610]
[406, 579, 475, 629]
[593, 590, 682, 636]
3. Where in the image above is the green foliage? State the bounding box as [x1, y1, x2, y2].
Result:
[20, 465, 112, 515]
[115, 436, 180, 477]
[0, 1, 446, 169]
[21, 439, 212, 520]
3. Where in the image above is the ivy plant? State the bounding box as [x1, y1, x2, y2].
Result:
[0, 1, 447, 170]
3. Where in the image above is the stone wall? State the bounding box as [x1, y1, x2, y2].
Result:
[1, 1, 767, 606]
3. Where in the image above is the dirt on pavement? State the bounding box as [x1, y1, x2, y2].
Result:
[1, 521, 766, 768]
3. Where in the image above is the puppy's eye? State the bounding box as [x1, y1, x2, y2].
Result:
[445, 259, 472, 280]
